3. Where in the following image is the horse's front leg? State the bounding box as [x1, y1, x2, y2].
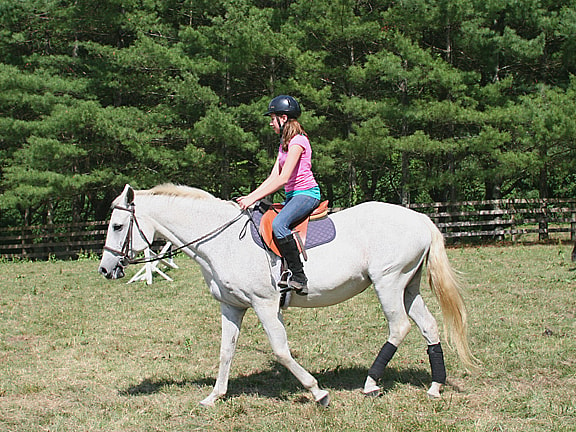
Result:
[253, 302, 330, 406]
[200, 303, 246, 407]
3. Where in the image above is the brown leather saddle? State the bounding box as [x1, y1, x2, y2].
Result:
[259, 200, 330, 258]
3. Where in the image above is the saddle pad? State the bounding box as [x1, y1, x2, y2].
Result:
[250, 211, 336, 252]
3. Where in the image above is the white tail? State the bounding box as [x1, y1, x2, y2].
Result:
[425, 219, 478, 371]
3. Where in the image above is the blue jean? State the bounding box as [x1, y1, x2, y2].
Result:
[272, 194, 320, 239]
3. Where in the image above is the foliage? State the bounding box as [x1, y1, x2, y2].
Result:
[1, 0, 576, 226]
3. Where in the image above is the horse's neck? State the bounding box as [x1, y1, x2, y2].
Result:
[140, 194, 240, 243]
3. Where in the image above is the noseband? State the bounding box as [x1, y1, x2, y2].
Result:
[103, 204, 154, 266]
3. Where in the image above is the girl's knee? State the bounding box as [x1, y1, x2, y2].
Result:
[272, 219, 289, 239]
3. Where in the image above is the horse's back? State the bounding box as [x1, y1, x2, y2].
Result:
[328, 201, 432, 262]
[332, 201, 431, 238]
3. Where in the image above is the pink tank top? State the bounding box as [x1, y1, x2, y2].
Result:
[277, 134, 318, 193]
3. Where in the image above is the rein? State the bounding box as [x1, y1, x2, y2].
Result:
[104, 203, 245, 265]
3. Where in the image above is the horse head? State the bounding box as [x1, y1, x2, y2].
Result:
[98, 184, 154, 279]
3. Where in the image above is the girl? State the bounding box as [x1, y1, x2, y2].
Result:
[237, 95, 320, 295]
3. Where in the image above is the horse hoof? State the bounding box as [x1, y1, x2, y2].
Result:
[362, 380, 381, 397]
[363, 389, 381, 398]
[316, 391, 330, 407]
[427, 381, 442, 399]
[199, 397, 216, 408]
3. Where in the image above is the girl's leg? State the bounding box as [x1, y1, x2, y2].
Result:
[272, 195, 320, 239]
[272, 195, 319, 295]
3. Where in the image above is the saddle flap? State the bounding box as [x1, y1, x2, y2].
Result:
[259, 210, 281, 255]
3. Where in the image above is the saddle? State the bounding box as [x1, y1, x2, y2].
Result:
[256, 200, 330, 259]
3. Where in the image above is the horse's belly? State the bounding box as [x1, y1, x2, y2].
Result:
[290, 244, 372, 307]
[290, 276, 372, 308]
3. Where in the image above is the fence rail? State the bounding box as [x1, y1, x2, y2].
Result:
[2, 198, 576, 260]
[0, 221, 109, 260]
[407, 197, 576, 242]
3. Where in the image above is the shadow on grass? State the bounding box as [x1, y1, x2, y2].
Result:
[119, 377, 192, 396]
[119, 363, 433, 400]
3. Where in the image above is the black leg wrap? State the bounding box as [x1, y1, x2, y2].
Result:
[368, 342, 397, 381]
[427, 343, 447, 384]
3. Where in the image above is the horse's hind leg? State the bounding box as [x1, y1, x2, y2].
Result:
[404, 267, 446, 398]
[200, 303, 246, 407]
[253, 302, 330, 406]
[363, 274, 413, 396]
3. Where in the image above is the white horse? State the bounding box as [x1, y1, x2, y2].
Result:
[98, 184, 475, 407]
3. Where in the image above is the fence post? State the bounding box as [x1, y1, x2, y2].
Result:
[493, 200, 503, 241]
[20, 226, 28, 258]
[509, 199, 517, 242]
[539, 201, 549, 241]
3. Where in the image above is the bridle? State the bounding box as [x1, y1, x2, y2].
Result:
[103, 203, 245, 266]
[102, 204, 153, 266]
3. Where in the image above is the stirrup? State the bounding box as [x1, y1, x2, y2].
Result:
[279, 290, 292, 309]
[278, 269, 292, 290]
[277, 270, 308, 296]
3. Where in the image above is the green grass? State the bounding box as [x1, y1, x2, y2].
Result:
[0, 244, 575, 431]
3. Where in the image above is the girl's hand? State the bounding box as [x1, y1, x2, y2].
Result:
[236, 196, 254, 210]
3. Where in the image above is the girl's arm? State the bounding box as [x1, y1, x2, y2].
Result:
[236, 145, 303, 209]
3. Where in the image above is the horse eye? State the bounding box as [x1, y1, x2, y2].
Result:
[112, 224, 123, 232]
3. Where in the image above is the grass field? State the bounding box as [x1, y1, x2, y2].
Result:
[0, 243, 575, 431]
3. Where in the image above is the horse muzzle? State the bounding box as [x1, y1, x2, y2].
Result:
[99, 263, 126, 279]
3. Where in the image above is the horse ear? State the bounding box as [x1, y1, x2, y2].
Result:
[126, 188, 134, 205]
[122, 184, 135, 206]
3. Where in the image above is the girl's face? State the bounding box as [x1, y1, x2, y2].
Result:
[270, 114, 288, 135]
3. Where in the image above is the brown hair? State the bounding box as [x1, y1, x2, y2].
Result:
[281, 119, 307, 152]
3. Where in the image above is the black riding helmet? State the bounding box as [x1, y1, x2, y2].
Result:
[263, 95, 301, 118]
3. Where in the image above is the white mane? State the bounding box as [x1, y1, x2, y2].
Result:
[143, 183, 216, 200]
[111, 183, 221, 208]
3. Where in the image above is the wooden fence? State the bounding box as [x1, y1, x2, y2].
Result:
[0, 220, 109, 260]
[407, 198, 576, 242]
[1, 198, 576, 260]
